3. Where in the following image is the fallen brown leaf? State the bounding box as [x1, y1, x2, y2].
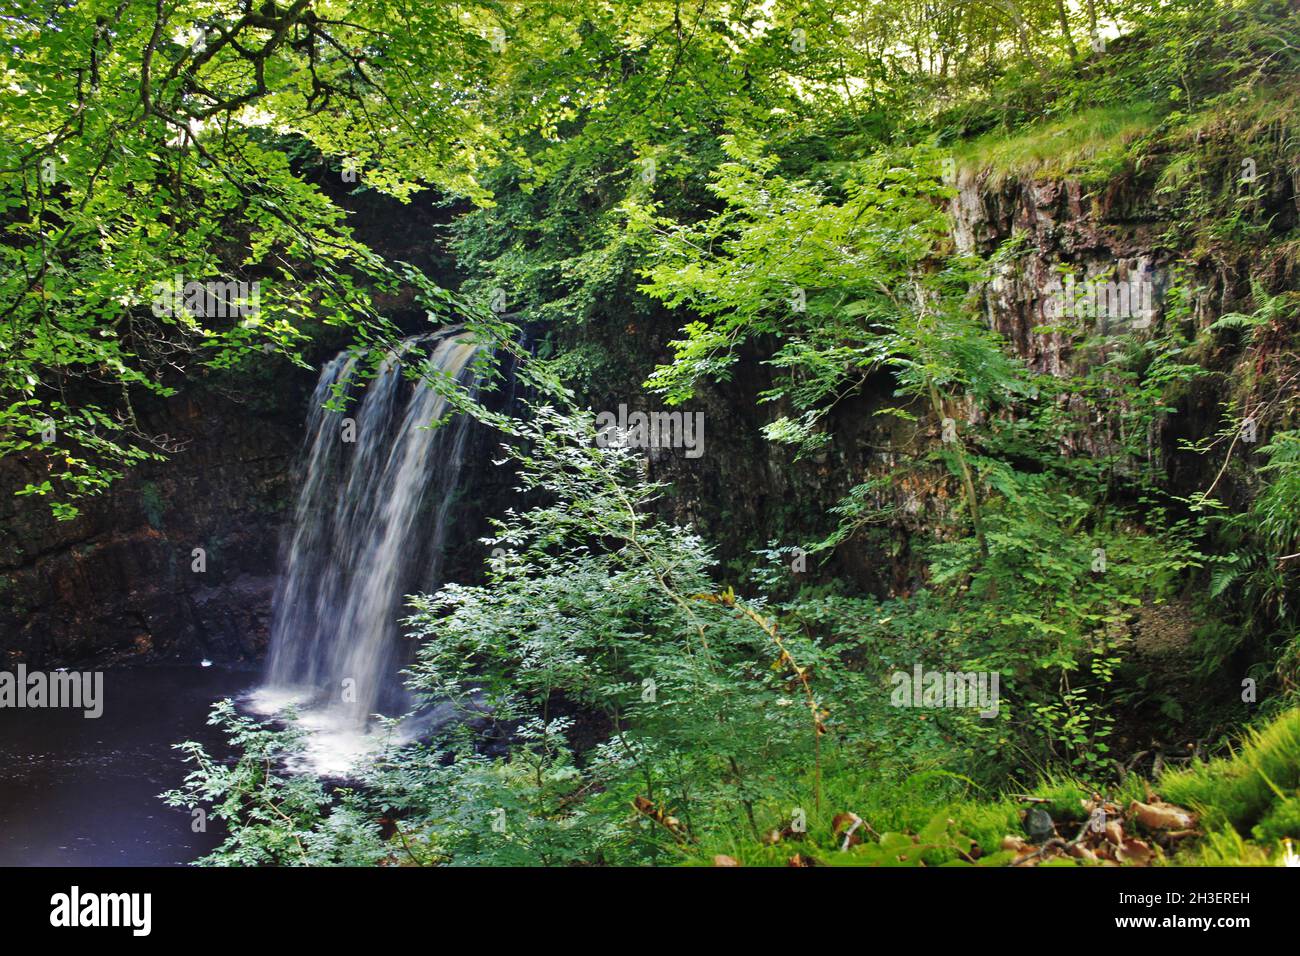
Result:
[1104, 820, 1125, 845]
[1129, 799, 1197, 831]
[1116, 838, 1155, 866]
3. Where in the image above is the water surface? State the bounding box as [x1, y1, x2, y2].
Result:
[0, 665, 255, 866]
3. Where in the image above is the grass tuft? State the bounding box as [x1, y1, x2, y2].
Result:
[954, 102, 1159, 182]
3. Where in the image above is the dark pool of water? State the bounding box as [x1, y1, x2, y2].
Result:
[0, 665, 257, 866]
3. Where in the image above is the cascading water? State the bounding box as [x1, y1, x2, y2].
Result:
[252, 331, 481, 773]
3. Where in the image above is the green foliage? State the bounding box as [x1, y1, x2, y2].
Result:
[631, 111, 1212, 785]
[0, 0, 537, 516]
[162, 701, 388, 866]
[1160, 706, 1300, 861]
[681, 706, 1300, 866]
[170, 403, 879, 865]
[1207, 431, 1300, 639]
[143, 0, 1300, 870]
[633, 140, 1006, 428]
[400, 402, 869, 862]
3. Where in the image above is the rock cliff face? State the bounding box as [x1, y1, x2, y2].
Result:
[950, 163, 1292, 507]
[0, 338, 520, 670]
[0, 369, 312, 668]
[953, 172, 1174, 374]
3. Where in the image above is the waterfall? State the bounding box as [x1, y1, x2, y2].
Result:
[253, 331, 481, 773]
